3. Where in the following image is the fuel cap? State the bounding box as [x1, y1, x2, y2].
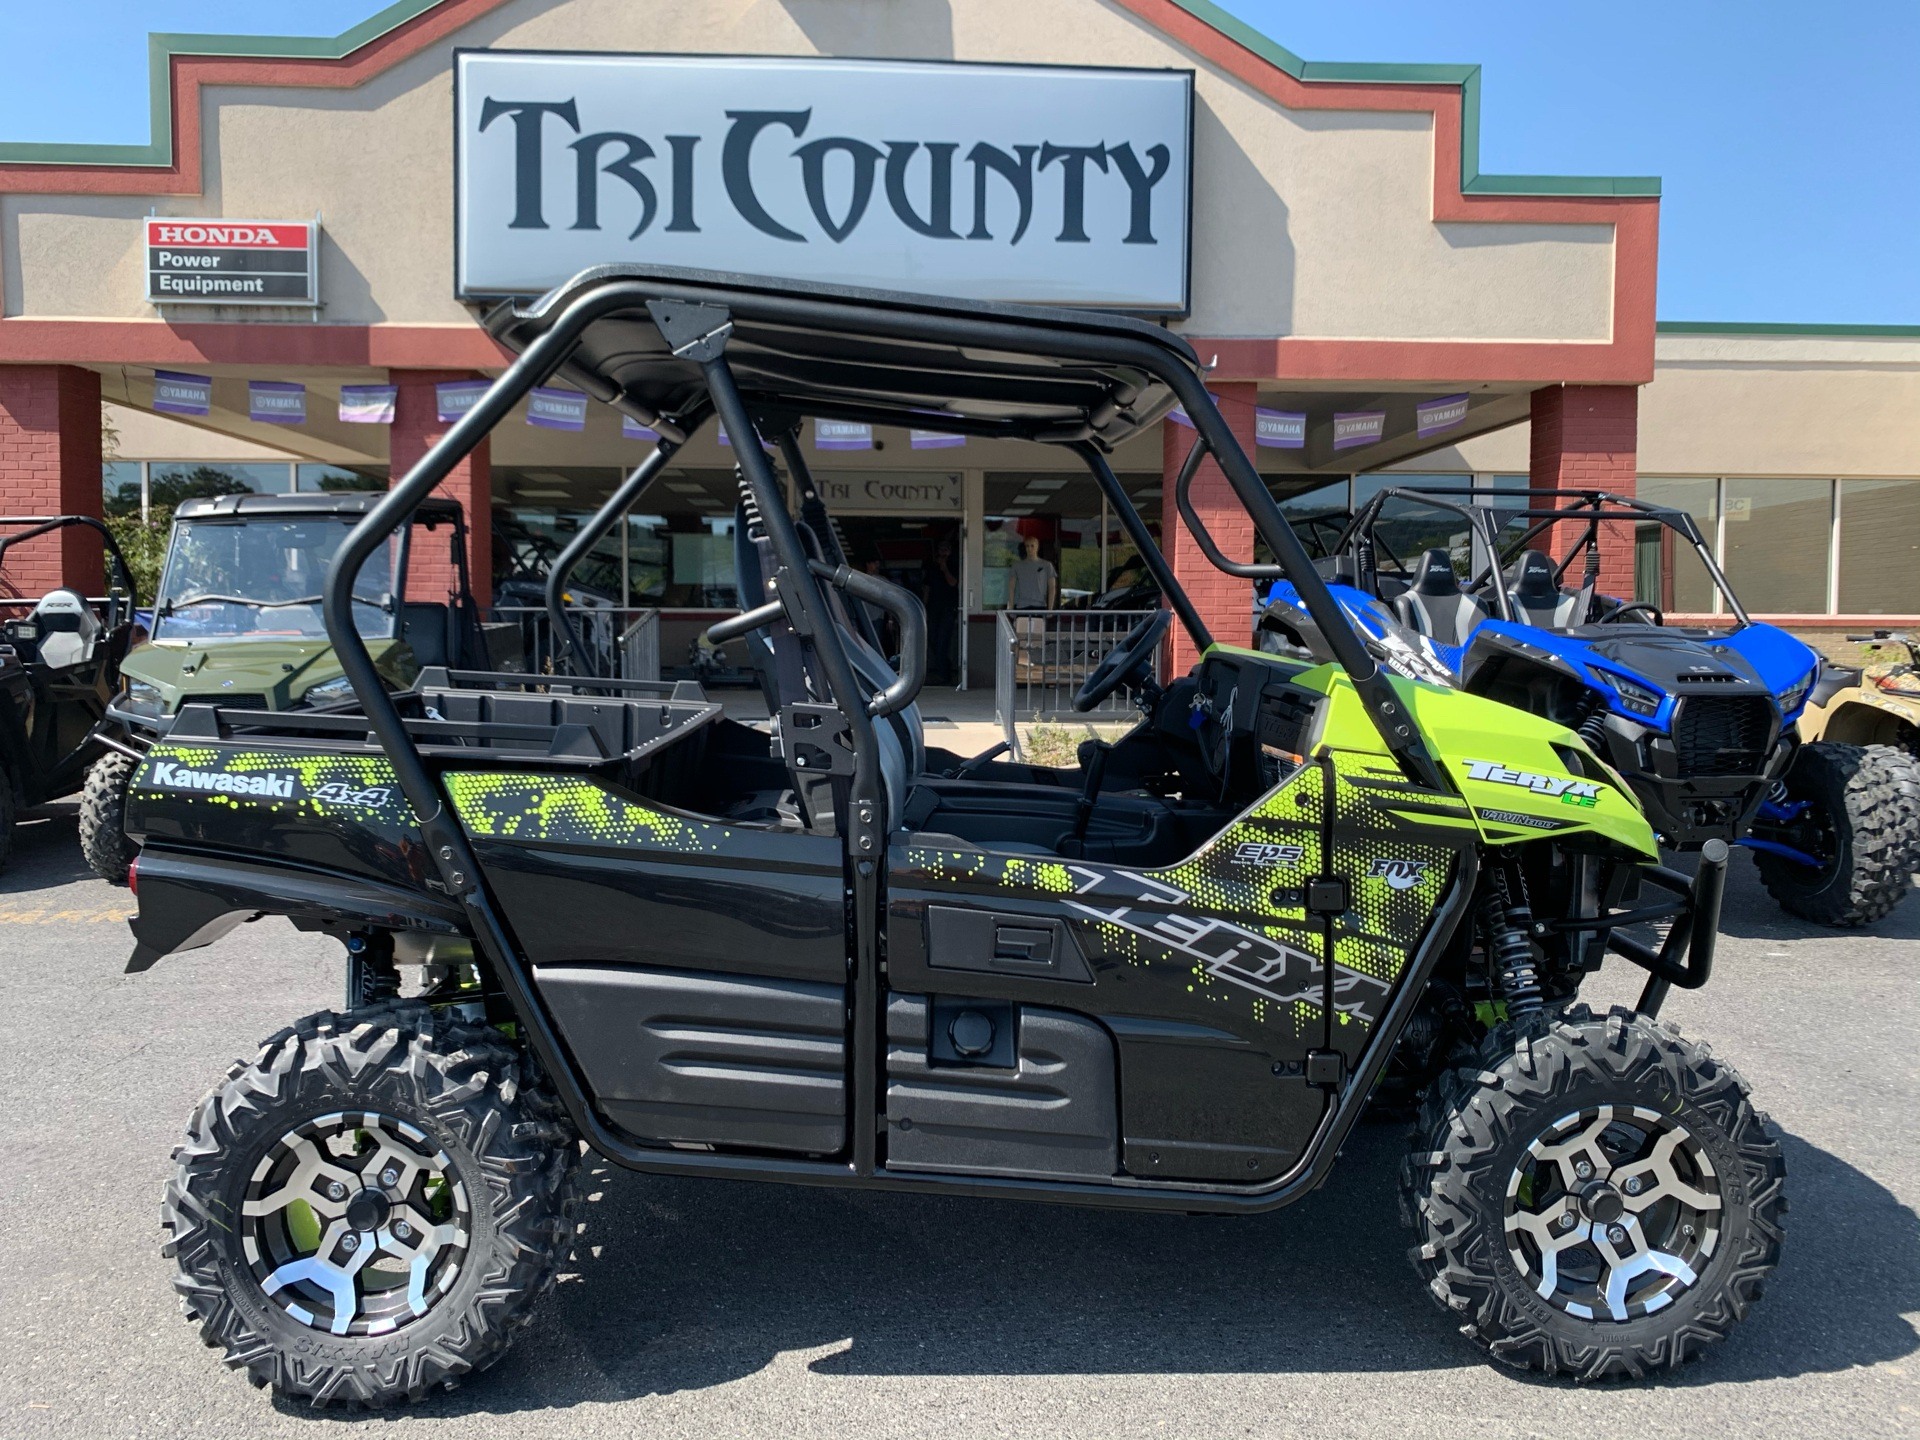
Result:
[948, 1009, 996, 1057]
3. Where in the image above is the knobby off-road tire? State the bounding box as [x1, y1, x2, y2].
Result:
[79, 751, 139, 885]
[162, 1002, 581, 1406]
[1402, 1005, 1785, 1380]
[1756, 741, 1920, 927]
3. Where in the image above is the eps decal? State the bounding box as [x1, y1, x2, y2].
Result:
[1232, 841, 1305, 868]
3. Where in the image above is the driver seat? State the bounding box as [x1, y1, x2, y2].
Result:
[1506, 550, 1583, 628]
[1391, 550, 1486, 648]
[31, 589, 100, 670]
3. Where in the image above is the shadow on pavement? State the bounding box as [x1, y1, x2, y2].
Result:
[0, 800, 97, 894]
[280, 1120, 1917, 1418]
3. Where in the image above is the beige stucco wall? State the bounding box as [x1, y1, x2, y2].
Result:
[2, 0, 1616, 343]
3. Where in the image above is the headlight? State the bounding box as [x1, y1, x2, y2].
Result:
[303, 675, 356, 704]
[1777, 665, 1816, 716]
[1597, 669, 1662, 718]
[120, 680, 166, 720]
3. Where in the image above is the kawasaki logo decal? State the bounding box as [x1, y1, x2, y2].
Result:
[1368, 858, 1429, 891]
[149, 762, 294, 799]
[1465, 759, 1601, 802]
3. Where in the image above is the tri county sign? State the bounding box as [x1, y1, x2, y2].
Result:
[454, 52, 1193, 312]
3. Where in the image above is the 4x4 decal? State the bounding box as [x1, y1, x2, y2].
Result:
[311, 780, 396, 809]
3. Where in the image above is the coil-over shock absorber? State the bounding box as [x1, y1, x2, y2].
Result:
[1478, 864, 1544, 1018]
[1573, 691, 1609, 751]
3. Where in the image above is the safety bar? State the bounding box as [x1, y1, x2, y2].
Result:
[1604, 839, 1729, 1017]
[705, 558, 927, 718]
[1171, 439, 1283, 581]
[543, 423, 698, 684]
[1069, 442, 1213, 651]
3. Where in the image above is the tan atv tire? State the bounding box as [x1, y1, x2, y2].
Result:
[79, 751, 139, 885]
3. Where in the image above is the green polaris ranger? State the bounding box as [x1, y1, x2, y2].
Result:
[125, 268, 1783, 1403]
[81, 491, 506, 882]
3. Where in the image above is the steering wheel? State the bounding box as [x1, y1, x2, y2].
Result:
[1074, 610, 1171, 713]
[1601, 600, 1664, 626]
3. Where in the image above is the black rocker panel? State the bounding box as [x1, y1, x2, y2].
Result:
[536, 965, 846, 1155]
[884, 995, 1118, 1180]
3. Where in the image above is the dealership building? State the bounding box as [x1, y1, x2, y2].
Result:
[0, 0, 1914, 682]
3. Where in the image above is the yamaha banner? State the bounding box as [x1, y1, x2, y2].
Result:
[455, 52, 1192, 312]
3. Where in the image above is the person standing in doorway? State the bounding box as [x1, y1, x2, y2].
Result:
[925, 534, 960, 685]
[1009, 535, 1057, 682]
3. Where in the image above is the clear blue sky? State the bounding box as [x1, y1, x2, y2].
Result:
[4, 0, 1915, 324]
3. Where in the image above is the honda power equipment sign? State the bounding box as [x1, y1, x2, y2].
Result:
[455, 52, 1192, 313]
[145, 219, 318, 306]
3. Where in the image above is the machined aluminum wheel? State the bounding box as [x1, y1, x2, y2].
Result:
[243, 1111, 471, 1337]
[1504, 1104, 1720, 1323]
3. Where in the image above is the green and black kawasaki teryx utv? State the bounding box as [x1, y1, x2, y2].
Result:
[0, 515, 141, 868]
[81, 490, 512, 883]
[124, 268, 1784, 1404]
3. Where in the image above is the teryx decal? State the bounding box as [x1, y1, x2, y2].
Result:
[1465, 759, 1601, 802]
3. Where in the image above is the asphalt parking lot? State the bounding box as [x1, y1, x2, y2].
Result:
[0, 799, 1913, 1439]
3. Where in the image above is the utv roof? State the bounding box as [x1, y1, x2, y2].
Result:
[174, 492, 463, 522]
[482, 265, 1197, 448]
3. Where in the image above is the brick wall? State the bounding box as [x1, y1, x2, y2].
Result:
[0, 366, 104, 599]
[1529, 384, 1640, 598]
[390, 371, 492, 605]
[1166, 382, 1259, 673]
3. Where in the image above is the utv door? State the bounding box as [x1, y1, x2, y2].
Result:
[886, 758, 1335, 1185]
[447, 769, 852, 1156]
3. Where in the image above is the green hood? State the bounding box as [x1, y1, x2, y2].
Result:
[1207, 644, 1658, 859]
[119, 636, 417, 713]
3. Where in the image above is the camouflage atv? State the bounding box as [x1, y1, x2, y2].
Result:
[80, 491, 505, 883]
[1798, 631, 1920, 758]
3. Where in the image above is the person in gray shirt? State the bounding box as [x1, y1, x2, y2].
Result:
[1009, 536, 1057, 610]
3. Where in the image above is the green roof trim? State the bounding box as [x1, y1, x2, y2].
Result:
[1657, 321, 1920, 337]
[0, 0, 1662, 201]
[1163, 0, 1660, 197]
[0, 0, 442, 166]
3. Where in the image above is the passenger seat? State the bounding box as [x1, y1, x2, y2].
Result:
[1506, 550, 1583, 628]
[1391, 549, 1487, 648]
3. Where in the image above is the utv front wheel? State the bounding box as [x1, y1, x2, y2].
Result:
[1754, 741, 1920, 927]
[163, 1003, 579, 1406]
[79, 751, 139, 884]
[1403, 1006, 1785, 1380]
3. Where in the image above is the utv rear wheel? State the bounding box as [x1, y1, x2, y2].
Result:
[1754, 741, 1920, 927]
[1402, 1005, 1785, 1380]
[79, 751, 138, 885]
[162, 1002, 580, 1406]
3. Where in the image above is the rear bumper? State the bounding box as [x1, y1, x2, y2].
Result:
[125, 848, 464, 972]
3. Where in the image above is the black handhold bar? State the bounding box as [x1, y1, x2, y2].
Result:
[1609, 839, 1729, 1017]
[1171, 440, 1286, 581]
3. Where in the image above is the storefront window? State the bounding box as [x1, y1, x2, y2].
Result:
[148, 462, 293, 507]
[1720, 477, 1830, 614]
[1635, 478, 1720, 614]
[102, 462, 143, 517]
[1836, 479, 1920, 614]
[296, 464, 385, 493]
[983, 471, 1108, 610]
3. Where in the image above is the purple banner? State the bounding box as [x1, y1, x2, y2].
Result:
[1332, 410, 1386, 451]
[527, 385, 587, 431]
[338, 383, 395, 425]
[717, 423, 770, 450]
[249, 380, 305, 425]
[621, 414, 659, 441]
[1255, 407, 1306, 449]
[910, 429, 966, 450]
[1416, 393, 1470, 438]
[435, 379, 487, 423]
[815, 419, 872, 451]
[1166, 404, 1193, 429]
[153, 370, 211, 416]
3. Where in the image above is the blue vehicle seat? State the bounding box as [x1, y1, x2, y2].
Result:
[1392, 549, 1487, 648]
[1507, 549, 1583, 628]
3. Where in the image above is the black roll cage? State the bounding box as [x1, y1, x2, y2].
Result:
[1329, 484, 1748, 627]
[313, 267, 1461, 1212]
[0, 514, 140, 617]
